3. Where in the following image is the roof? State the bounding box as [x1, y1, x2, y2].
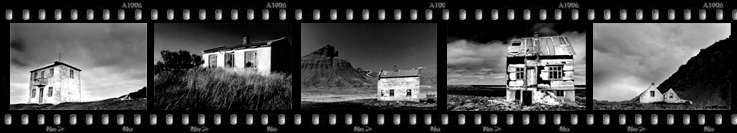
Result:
[30, 61, 82, 72]
[379, 69, 419, 78]
[630, 83, 661, 102]
[507, 36, 575, 57]
[203, 37, 288, 53]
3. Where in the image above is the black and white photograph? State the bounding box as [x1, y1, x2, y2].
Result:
[446, 23, 588, 111]
[593, 23, 731, 110]
[300, 23, 437, 110]
[153, 23, 293, 110]
[9, 23, 148, 110]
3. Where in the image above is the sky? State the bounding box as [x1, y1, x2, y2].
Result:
[154, 23, 292, 63]
[301, 23, 437, 71]
[9, 23, 147, 104]
[447, 23, 587, 85]
[593, 23, 731, 101]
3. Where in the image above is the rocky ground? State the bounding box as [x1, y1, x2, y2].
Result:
[593, 100, 729, 110]
[447, 95, 586, 111]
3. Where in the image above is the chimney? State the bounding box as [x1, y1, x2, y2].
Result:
[533, 32, 539, 38]
[242, 36, 250, 44]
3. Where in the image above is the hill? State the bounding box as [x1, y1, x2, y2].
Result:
[656, 35, 732, 109]
[9, 87, 147, 110]
[301, 45, 375, 87]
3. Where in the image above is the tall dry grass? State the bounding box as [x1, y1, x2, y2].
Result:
[154, 68, 292, 110]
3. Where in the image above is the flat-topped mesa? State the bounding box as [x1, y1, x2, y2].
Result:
[310, 45, 339, 58]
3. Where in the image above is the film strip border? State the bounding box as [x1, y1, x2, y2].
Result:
[3, 8, 736, 21]
[2, 113, 736, 132]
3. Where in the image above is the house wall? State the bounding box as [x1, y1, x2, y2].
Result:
[639, 89, 663, 103]
[28, 65, 81, 104]
[202, 47, 273, 74]
[377, 77, 420, 102]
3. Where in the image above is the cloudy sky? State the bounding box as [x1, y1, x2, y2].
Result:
[301, 23, 437, 71]
[447, 23, 587, 85]
[9, 23, 147, 104]
[154, 23, 292, 63]
[593, 23, 731, 101]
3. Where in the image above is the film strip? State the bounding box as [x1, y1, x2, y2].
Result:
[4, 1, 735, 133]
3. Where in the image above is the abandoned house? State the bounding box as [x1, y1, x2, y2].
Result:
[631, 83, 692, 104]
[506, 33, 576, 106]
[377, 69, 420, 102]
[28, 61, 82, 104]
[202, 36, 292, 74]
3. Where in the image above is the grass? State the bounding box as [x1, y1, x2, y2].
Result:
[154, 68, 292, 110]
[9, 98, 146, 110]
[593, 100, 728, 110]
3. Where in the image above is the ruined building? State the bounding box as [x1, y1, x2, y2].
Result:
[29, 61, 82, 104]
[506, 33, 575, 105]
[202, 36, 292, 74]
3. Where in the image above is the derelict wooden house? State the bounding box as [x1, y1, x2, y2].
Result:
[202, 36, 292, 74]
[28, 61, 82, 104]
[506, 33, 576, 105]
[377, 69, 420, 102]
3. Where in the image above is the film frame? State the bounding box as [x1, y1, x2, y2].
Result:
[3, 1, 735, 133]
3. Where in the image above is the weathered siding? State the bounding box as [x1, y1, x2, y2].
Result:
[377, 77, 420, 102]
[202, 47, 273, 74]
[28, 65, 81, 104]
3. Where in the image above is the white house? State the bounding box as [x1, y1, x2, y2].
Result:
[202, 36, 292, 74]
[28, 61, 81, 104]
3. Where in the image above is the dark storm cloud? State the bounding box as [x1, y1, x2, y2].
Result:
[10, 37, 25, 52]
[9, 23, 148, 103]
[447, 23, 588, 85]
[593, 23, 731, 101]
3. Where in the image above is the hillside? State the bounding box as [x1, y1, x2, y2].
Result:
[301, 45, 375, 87]
[656, 35, 732, 109]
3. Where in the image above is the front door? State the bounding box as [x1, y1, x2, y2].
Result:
[39, 87, 44, 103]
[522, 90, 532, 105]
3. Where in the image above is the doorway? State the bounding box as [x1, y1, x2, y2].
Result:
[522, 90, 532, 105]
[39, 87, 44, 103]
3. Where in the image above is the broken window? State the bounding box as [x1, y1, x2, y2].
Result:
[650, 91, 655, 97]
[49, 87, 53, 97]
[225, 53, 234, 67]
[389, 89, 394, 96]
[549, 66, 563, 79]
[209, 54, 217, 67]
[41, 70, 45, 78]
[407, 89, 412, 96]
[31, 89, 36, 98]
[245, 51, 257, 68]
[50, 68, 54, 77]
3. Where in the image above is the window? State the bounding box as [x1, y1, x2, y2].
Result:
[407, 89, 412, 96]
[650, 91, 655, 97]
[515, 68, 524, 80]
[41, 70, 45, 78]
[245, 51, 257, 68]
[389, 89, 394, 96]
[34, 72, 37, 79]
[50, 68, 54, 77]
[555, 90, 564, 96]
[209, 54, 217, 67]
[70, 70, 74, 79]
[48, 87, 53, 97]
[31, 89, 36, 98]
[381, 90, 385, 96]
[670, 95, 673, 98]
[549, 66, 563, 79]
[225, 53, 234, 67]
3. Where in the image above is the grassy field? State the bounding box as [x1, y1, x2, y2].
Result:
[301, 85, 437, 110]
[9, 98, 146, 110]
[593, 100, 728, 110]
[154, 68, 292, 110]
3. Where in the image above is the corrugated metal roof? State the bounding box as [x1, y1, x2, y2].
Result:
[203, 37, 287, 53]
[507, 36, 575, 56]
[379, 69, 419, 78]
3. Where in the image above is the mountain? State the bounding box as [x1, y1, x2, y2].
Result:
[657, 35, 732, 109]
[419, 65, 437, 86]
[301, 45, 374, 87]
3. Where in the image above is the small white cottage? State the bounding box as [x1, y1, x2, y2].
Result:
[28, 61, 82, 104]
[202, 36, 292, 74]
[377, 69, 420, 102]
